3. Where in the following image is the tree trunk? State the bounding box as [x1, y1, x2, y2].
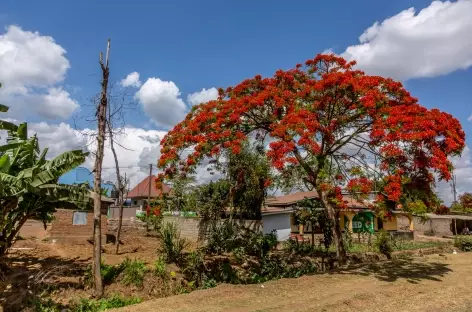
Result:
[320, 192, 347, 265]
[106, 99, 124, 255]
[0, 213, 29, 257]
[92, 40, 110, 298]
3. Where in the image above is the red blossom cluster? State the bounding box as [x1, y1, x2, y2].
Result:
[156, 53, 465, 211]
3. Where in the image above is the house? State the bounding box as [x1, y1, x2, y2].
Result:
[127, 175, 172, 208]
[46, 192, 115, 244]
[59, 166, 115, 198]
[262, 191, 414, 241]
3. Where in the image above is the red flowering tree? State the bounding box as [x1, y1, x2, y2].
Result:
[157, 54, 465, 263]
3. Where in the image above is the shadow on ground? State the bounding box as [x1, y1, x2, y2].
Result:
[331, 257, 452, 284]
[1, 253, 89, 311]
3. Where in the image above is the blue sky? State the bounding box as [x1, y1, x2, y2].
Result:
[1, 0, 472, 201]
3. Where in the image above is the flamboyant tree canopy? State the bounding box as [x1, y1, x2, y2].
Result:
[157, 54, 465, 211]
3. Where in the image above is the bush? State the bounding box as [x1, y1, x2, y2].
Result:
[182, 250, 207, 286]
[159, 222, 188, 263]
[375, 230, 392, 258]
[137, 212, 163, 234]
[243, 230, 277, 258]
[205, 220, 239, 254]
[454, 235, 472, 251]
[153, 257, 168, 278]
[84, 262, 123, 286]
[73, 294, 141, 312]
[120, 258, 148, 288]
[283, 238, 314, 255]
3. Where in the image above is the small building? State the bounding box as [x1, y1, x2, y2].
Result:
[59, 166, 115, 198]
[261, 206, 295, 241]
[46, 193, 115, 244]
[127, 175, 172, 208]
[264, 191, 414, 240]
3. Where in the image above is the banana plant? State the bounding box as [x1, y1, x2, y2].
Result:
[0, 104, 90, 256]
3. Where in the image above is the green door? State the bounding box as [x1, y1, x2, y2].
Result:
[352, 212, 374, 234]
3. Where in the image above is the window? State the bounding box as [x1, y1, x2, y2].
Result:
[72, 211, 88, 225]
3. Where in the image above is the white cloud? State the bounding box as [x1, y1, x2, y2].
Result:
[120, 72, 142, 88]
[341, 0, 472, 80]
[436, 145, 472, 205]
[187, 87, 218, 106]
[28, 122, 167, 189]
[135, 78, 187, 128]
[0, 25, 79, 119]
[468, 114, 472, 122]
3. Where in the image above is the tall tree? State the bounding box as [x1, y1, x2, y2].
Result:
[91, 39, 110, 297]
[157, 54, 465, 263]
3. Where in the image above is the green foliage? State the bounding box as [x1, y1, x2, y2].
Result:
[73, 294, 141, 312]
[153, 257, 168, 278]
[85, 262, 122, 286]
[29, 298, 62, 312]
[182, 249, 206, 285]
[120, 258, 148, 288]
[205, 220, 277, 257]
[374, 230, 393, 258]
[195, 180, 231, 219]
[283, 239, 314, 255]
[454, 235, 472, 252]
[158, 222, 188, 263]
[136, 212, 163, 233]
[342, 229, 353, 250]
[0, 105, 89, 256]
[223, 141, 271, 220]
[205, 220, 239, 254]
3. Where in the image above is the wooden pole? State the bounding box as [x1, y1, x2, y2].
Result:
[147, 164, 152, 207]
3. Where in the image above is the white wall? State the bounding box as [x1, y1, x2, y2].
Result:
[262, 214, 291, 241]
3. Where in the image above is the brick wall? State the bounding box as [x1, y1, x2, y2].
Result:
[48, 209, 108, 243]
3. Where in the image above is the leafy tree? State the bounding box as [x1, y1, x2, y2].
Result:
[459, 193, 472, 211]
[157, 54, 464, 263]
[0, 105, 89, 257]
[220, 141, 271, 220]
[195, 180, 231, 220]
[296, 198, 332, 250]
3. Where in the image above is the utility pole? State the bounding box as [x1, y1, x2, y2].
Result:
[147, 164, 153, 207]
[452, 174, 457, 203]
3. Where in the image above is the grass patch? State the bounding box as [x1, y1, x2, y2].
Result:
[73, 294, 142, 312]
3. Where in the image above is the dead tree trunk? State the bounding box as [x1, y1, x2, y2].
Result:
[107, 115, 124, 255]
[92, 39, 110, 298]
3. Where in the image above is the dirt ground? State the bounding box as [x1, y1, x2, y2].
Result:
[2, 228, 165, 310]
[115, 252, 472, 312]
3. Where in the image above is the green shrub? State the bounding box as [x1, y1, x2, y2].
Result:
[153, 257, 168, 278]
[374, 230, 392, 258]
[205, 220, 239, 254]
[73, 294, 141, 312]
[29, 298, 62, 312]
[159, 222, 188, 263]
[243, 230, 277, 258]
[183, 250, 205, 285]
[84, 262, 123, 286]
[454, 235, 472, 251]
[120, 258, 148, 288]
[283, 238, 314, 255]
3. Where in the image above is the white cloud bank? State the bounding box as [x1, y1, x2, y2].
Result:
[342, 0, 472, 80]
[120, 72, 142, 88]
[187, 87, 218, 106]
[0, 25, 79, 119]
[135, 78, 188, 128]
[468, 114, 472, 122]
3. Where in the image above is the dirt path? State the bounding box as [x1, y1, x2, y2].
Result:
[116, 253, 472, 312]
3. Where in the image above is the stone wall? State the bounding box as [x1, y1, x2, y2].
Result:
[107, 216, 261, 241]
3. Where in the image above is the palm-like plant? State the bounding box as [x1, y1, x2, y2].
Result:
[0, 103, 89, 256]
